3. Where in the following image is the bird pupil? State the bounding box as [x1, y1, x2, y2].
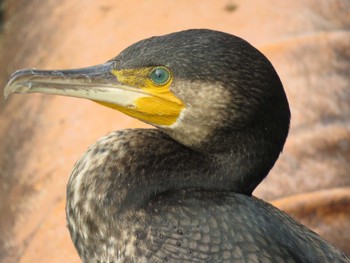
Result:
[150, 67, 169, 85]
[155, 70, 163, 78]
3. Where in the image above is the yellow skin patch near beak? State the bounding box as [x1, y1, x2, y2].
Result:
[98, 67, 184, 126]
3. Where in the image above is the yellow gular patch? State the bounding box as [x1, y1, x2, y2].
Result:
[109, 67, 184, 126]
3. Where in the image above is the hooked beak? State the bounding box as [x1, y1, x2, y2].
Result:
[4, 61, 147, 108]
[4, 61, 184, 126]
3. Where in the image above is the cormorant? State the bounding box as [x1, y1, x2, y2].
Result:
[4, 29, 350, 262]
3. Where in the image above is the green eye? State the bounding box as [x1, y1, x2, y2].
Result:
[150, 67, 170, 85]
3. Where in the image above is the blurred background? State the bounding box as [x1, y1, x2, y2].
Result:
[0, 0, 349, 262]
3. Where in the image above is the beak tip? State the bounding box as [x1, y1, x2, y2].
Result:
[4, 80, 13, 101]
[3, 77, 17, 100]
[3, 69, 34, 100]
[4, 83, 14, 100]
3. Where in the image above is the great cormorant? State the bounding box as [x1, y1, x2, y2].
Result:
[4, 29, 350, 262]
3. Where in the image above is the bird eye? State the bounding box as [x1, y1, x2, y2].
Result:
[150, 67, 171, 85]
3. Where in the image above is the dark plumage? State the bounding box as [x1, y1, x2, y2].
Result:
[5, 29, 350, 262]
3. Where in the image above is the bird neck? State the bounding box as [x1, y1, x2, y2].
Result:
[67, 128, 273, 218]
[66, 128, 277, 259]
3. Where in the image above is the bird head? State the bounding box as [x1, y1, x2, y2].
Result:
[4, 29, 290, 155]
